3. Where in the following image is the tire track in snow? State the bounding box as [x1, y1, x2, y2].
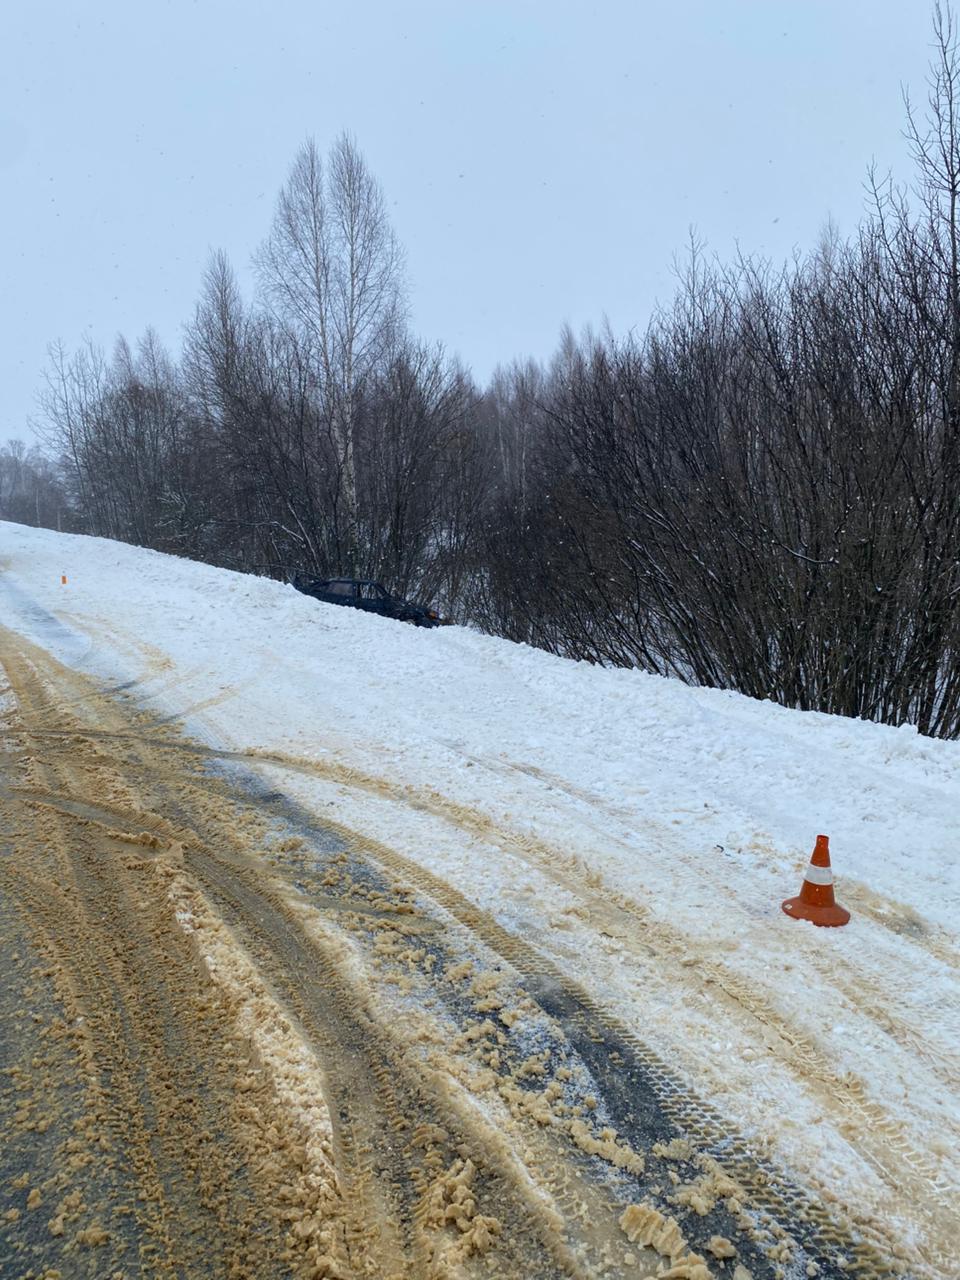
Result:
[0, 657, 315, 1277]
[0, 629, 632, 1278]
[0, 626, 928, 1279]
[224, 744, 959, 1277]
[216, 742, 960, 1211]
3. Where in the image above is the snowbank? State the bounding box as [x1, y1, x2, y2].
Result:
[3, 522, 956, 921]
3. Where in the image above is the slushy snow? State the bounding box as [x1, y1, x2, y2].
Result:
[2, 520, 958, 1272]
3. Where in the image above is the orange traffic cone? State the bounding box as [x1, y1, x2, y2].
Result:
[782, 834, 850, 927]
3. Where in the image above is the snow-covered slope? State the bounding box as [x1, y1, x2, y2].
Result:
[2, 520, 958, 1271]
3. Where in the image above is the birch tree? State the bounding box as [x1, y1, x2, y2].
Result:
[255, 134, 406, 569]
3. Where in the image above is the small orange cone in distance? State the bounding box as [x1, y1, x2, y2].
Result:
[60, 574, 67, 585]
[782, 834, 850, 927]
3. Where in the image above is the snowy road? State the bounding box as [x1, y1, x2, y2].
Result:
[0, 624, 905, 1280]
[1, 523, 958, 1278]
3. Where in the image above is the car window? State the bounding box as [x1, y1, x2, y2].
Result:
[361, 583, 389, 600]
[328, 581, 356, 597]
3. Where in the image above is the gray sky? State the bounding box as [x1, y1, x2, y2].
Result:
[1, 1, 933, 441]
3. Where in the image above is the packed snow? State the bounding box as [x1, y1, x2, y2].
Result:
[2, 520, 958, 1272]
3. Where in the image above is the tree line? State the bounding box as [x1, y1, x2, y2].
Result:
[5, 10, 960, 737]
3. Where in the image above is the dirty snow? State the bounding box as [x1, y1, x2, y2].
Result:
[2, 520, 958, 1267]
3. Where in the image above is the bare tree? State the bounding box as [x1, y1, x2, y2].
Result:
[255, 134, 406, 569]
[903, 2, 960, 425]
[0, 440, 69, 529]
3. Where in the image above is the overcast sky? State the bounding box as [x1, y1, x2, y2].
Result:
[0, 1, 935, 441]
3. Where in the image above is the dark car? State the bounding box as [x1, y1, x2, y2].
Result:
[292, 575, 447, 627]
